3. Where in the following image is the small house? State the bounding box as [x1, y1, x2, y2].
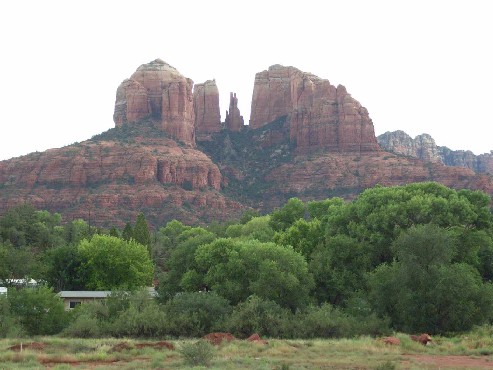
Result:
[58, 287, 157, 310]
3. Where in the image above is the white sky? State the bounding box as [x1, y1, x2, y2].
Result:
[1, 0, 491, 161]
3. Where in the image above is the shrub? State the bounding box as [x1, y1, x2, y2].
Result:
[62, 313, 101, 338]
[164, 292, 232, 337]
[109, 303, 167, 338]
[7, 286, 68, 335]
[224, 295, 294, 338]
[179, 340, 215, 367]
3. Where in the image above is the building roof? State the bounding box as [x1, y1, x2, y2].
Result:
[58, 287, 157, 299]
[58, 291, 112, 299]
[0, 287, 7, 294]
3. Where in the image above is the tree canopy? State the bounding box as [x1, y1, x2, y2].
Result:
[78, 235, 154, 290]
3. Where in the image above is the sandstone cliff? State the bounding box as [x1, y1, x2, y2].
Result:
[378, 130, 493, 175]
[250, 65, 379, 154]
[114, 59, 196, 146]
[193, 80, 221, 139]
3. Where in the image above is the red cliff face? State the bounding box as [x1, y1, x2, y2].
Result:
[114, 59, 196, 146]
[225, 92, 244, 132]
[193, 80, 222, 139]
[0, 137, 246, 227]
[250, 65, 379, 154]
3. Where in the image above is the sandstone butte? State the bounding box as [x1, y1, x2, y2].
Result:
[1, 59, 493, 228]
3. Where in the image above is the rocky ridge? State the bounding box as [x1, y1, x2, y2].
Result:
[378, 130, 493, 175]
[1, 59, 493, 227]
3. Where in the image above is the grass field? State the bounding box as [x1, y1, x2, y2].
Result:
[2, 332, 493, 369]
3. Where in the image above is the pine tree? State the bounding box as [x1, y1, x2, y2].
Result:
[122, 222, 133, 241]
[133, 213, 151, 254]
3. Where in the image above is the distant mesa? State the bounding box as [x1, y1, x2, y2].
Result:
[378, 130, 493, 175]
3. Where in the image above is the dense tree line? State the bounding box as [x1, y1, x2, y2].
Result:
[2, 182, 493, 338]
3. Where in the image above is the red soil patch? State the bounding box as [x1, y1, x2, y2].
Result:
[404, 354, 493, 368]
[380, 336, 400, 345]
[8, 342, 46, 351]
[247, 333, 268, 345]
[203, 332, 235, 345]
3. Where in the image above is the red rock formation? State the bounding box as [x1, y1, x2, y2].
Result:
[249, 65, 379, 154]
[113, 79, 151, 126]
[193, 80, 221, 138]
[261, 151, 493, 210]
[225, 92, 244, 132]
[0, 137, 245, 228]
[114, 59, 196, 146]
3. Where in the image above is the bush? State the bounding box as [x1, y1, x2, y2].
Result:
[179, 340, 215, 367]
[164, 292, 232, 337]
[109, 303, 167, 338]
[62, 313, 101, 338]
[0, 295, 24, 338]
[297, 304, 352, 338]
[224, 295, 294, 338]
[295, 303, 390, 339]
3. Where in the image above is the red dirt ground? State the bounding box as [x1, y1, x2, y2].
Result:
[403, 354, 493, 368]
[203, 332, 236, 345]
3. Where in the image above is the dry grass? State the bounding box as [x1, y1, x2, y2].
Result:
[1, 332, 493, 369]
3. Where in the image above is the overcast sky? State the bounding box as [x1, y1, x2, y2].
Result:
[1, 0, 491, 161]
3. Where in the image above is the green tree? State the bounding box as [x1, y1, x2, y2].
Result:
[188, 238, 314, 310]
[239, 215, 275, 242]
[0, 244, 8, 281]
[368, 224, 493, 333]
[64, 219, 91, 246]
[327, 182, 493, 266]
[269, 197, 306, 231]
[157, 227, 216, 301]
[122, 222, 134, 241]
[275, 218, 323, 258]
[78, 235, 154, 290]
[309, 235, 370, 305]
[307, 198, 345, 221]
[153, 220, 192, 274]
[134, 213, 151, 254]
[44, 244, 88, 291]
[7, 286, 68, 335]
